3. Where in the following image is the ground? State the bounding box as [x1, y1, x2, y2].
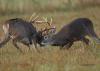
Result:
[0, 6, 100, 71]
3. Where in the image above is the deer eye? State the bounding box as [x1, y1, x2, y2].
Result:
[44, 36, 48, 39]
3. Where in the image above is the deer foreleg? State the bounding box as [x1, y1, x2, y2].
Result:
[12, 39, 23, 52]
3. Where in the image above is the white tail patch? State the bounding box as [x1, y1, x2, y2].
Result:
[3, 24, 9, 34]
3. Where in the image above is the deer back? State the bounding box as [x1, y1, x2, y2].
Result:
[3, 18, 37, 39]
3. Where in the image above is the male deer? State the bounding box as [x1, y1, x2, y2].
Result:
[41, 18, 100, 49]
[0, 14, 55, 52]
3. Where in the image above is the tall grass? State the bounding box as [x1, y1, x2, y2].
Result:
[0, 0, 100, 14]
[0, 1, 100, 71]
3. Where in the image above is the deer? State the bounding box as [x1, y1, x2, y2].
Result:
[41, 18, 100, 49]
[0, 13, 55, 52]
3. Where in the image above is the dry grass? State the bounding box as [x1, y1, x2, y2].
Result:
[0, 5, 100, 71]
[0, 0, 100, 14]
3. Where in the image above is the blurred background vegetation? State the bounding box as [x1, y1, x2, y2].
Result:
[0, 0, 100, 15]
[0, 0, 100, 71]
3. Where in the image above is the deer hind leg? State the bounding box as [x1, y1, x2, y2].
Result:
[81, 37, 89, 45]
[0, 34, 10, 48]
[83, 37, 98, 49]
[12, 39, 23, 53]
[0, 24, 10, 47]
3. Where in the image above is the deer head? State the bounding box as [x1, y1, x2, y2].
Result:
[28, 13, 56, 46]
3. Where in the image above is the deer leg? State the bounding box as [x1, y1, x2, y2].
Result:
[0, 34, 10, 48]
[65, 42, 73, 49]
[21, 40, 31, 50]
[21, 42, 30, 47]
[32, 39, 40, 52]
[12, 39, 23, 52]
[21, 37, 32, 50]
[60, 42, 74, 49]
[81, 37, 89, 45]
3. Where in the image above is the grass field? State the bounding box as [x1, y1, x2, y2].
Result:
[0, 1, 100, 71]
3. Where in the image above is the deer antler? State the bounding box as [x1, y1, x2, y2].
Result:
[29, 13, 39, 23]
[29, 14, 56, 35]
[29, 13, 53, 25]
[43, 17, 50, 26]
[29, 13, 48, 24]
[43, 17, 55, 29]
[39, 17, 56, 36]
[29, 13, 36, 21]
[50, 18, 52, 26]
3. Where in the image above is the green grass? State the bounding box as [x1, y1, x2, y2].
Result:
[0, 4, 100, 71]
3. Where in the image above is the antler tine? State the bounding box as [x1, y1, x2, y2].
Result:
[50, 17, 56, 28]
[29, 13, 36, 22]
[43, 17, 52, 26]
[39, 17, 56, 36]
[32, 15, 39, 22]
[50, 18, 52, 26]
[43, 17, 47, 22]
[33, 17, 47, 23]
[29, 13, 40, 23]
